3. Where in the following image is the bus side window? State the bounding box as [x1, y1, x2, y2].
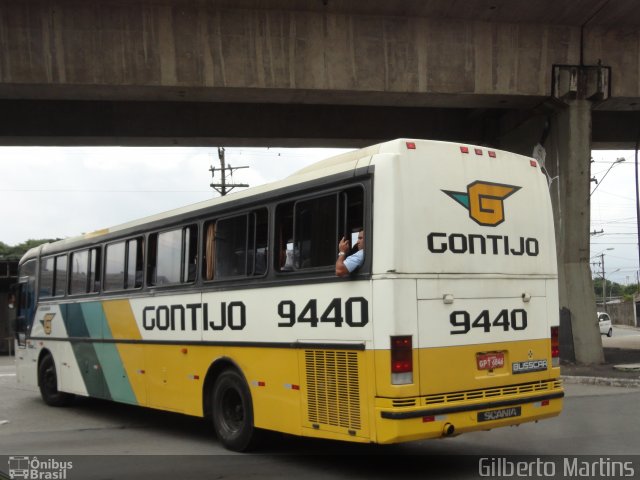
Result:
[146, 235, 158, 286]
[216, 215, 247, 278]
[294, 194, 337, 268]
[40, 257, 55, 298]
[127, 237, 144, 289]
[89, 247, 101, 293]
[54, 255, 67, 296]
[104, 241, 126, 291]
[205, 209, 267, 281]
[275, 202, 294, 272]
[274, 186, 364, 272]
[69, 250, 89, 295]
[252, 209, 268, 275]
[148, 225, 198, 286]
[183, 225, 198, 283]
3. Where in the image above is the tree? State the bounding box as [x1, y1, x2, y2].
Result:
[593, 277, 639, 302]
[0, 239, 60, 260]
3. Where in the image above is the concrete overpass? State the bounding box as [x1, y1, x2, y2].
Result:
[2, 0, 640, 363]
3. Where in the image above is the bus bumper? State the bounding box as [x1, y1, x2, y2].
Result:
[374, 390, 564, 444]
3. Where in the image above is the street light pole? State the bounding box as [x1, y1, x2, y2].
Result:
[591, 157, 625, 196]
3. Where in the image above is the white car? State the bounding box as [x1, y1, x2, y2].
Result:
[598, 312, 613, 337]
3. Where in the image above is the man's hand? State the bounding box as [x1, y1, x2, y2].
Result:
[336, 237, 350, 277]
[338, 237, 350, 254]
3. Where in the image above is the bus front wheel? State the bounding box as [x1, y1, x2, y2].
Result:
[211, 369, 258, 451]
[38, 354, 74, 407]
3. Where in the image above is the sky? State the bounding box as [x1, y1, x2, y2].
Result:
[589, 149, 640, 286]
[1, 146, 638, 286]
[0, 145, 350, 245]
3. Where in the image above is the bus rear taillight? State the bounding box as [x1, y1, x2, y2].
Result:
[551, 326, 560, 367]
[391, 336, 413, 385]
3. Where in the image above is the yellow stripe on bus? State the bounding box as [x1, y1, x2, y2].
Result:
[103, 300, 142, 340]
[102, 300, 146, 405]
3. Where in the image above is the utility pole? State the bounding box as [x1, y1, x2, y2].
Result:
[600, 252, 606, 310]
[209, 147, 249, 196]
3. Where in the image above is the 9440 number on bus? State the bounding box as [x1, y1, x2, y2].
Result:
[277, 297, 369, 328]
[450, 309, 527, 335]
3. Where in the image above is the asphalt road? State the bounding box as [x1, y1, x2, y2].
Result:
[603, 325, 640, 350]
[608, 326, 640, 338]
[1, 355, 639, 479]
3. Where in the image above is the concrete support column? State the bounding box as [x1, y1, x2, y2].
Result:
[546, 99, 604, 364]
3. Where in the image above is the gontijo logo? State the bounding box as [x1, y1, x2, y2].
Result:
[443, 181, 521, 227]
[41, 313, 55, 335]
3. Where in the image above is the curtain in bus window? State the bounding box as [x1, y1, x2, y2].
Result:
[205, 222, 216, 281]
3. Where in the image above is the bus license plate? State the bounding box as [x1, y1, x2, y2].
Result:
[477, 406, 522, 423]
[476, 352, 504, 370]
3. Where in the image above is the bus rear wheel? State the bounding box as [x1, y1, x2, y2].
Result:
[38, 354, 74, 407]
[211, 369, 258, 452]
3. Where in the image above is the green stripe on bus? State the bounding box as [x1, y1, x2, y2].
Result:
[81, 302, 136, 404]
[81, 302, 107, 339]
[70, 341, 111, 400]
[61, 304, 91, 338]
[92, 342, 137, 405]
[61, 303, 109, 398]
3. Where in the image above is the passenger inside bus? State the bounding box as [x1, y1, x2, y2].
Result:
[335, 229, 364, 277]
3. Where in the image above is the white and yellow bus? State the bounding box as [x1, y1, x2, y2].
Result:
[14, 139, 563, 451]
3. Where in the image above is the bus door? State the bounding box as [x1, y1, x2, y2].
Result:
[14, 276, 35, 348]
[15, 260, 38, 386]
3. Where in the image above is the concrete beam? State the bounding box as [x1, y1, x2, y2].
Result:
[0, 99, 505, 147]
[0, 2, 583, 100]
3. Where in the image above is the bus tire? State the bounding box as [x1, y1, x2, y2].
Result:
[211, 369, 258, 452]
[38, 354, 74, 407]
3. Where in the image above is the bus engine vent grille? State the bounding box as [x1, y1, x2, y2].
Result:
[305, 350, 361, 431]
[392, 398, 417, 408]
[423, 379, 562, 405]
